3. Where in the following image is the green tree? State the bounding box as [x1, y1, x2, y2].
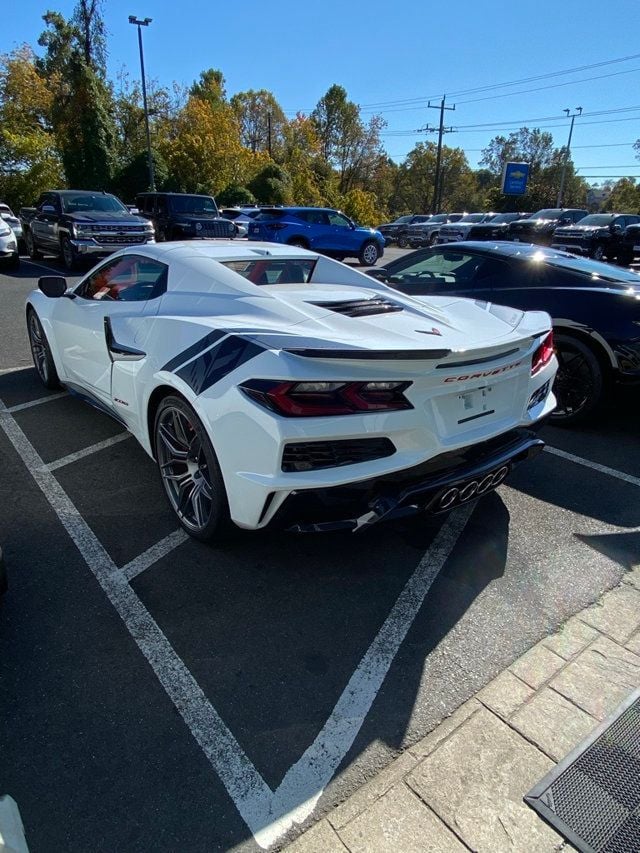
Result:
[217, 185, 256, 206]
[603, 178, 640, 213]
[230, 89, 286, 155]
[0, 45, 64, 208]
[311, 85, 385, 193]
[247, 163, 292, 204]
[37, 5, 117, 188]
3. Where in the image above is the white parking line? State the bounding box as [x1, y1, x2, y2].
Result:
[0, 395, 472, 848]
[0, 366, 31, 376]
[121, 529, 189, 581]
[18, 258, 74, 277]
[46, 432, 132, 471]
[0, 398, 275, 837]
[545, 445, 640, 488]
[7, 392, 68, 413]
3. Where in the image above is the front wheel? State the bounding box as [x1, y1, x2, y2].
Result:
[61, 235, 81, 271]
[25, 230, 42, 260]
[550, 334, 604, 425]
[27, 309, 60, 389]
[358, 240, 380, 266]
[155, 396, 231, 542]
[590, 243, 605, 262]
[286, 237, 309, 249]
[397, 235, 408, 248]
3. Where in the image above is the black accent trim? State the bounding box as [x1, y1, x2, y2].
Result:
[457, 409, 495, 425]
[104, 317, 146, 361]
[176, 335, 264, 395]
[436, 348, 520, 369]
[258, 492, 276, 524]
[285, 348, 451, 360]
[309, 298, 404, 317]
[64, 382, 127, 427]
[161, 329, 227, 373]
[282, 438, 396, 472]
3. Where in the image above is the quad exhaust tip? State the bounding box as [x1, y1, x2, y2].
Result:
[436, 465, 511, 510]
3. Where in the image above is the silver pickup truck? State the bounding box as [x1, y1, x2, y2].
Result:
[21, 189, 155, 270]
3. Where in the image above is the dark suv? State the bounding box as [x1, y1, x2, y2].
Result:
[377, 214, 431, 247]
[247, 207, 385, 265]
[136, 192, 235, 241]
[507, 208, 587, 245]
[552, 213, 640, 261]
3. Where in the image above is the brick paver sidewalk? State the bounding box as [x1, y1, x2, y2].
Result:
[285, 570, 640, 852]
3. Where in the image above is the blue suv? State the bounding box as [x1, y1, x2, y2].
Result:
[247, 207, 385, 265]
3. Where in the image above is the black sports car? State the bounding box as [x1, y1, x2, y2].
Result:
[367, 241, 640, 423]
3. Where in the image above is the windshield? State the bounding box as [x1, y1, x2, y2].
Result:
[531, 209, 562, 220]
[62, 194, 129, 214]
[575, 214, 614, 226]
[170, 195, 218, 215]
[0, 205, 15, 219]
[491, 213, 521, 223]
[429, 214, 447, 223]
[394, 215, 413, 223]
[221, 258, 316, 285]
[457, 214, 487, 223]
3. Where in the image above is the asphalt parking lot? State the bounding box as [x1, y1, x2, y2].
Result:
[1, 252, 639, 852]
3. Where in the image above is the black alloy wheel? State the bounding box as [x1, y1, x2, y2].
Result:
[25, 230, 42, 260]
[27, 310, 60, 389]
[591, 243, 605, 261]
[397, 235, 408, 248]
[550, 334, 604, 425]
[155, 396, 231, 541]
[428, 232, 439, 246]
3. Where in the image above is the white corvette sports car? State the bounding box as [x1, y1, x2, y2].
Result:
[27, 242, 557, 540]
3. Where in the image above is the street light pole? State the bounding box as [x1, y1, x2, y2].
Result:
[557, 106, 582, 208]
[128, 15, 155, 192]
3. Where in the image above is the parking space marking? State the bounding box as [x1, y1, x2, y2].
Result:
[18, 258, 73, 277]
[46, 432, 131, 471]
[7, 392, 68, 413]
[0, 393, 473, 848]
[545, 445, 640, 488]
[121, 529, 189, 581]
[0, 398, 274, 837]
[0, 366, 31, 376]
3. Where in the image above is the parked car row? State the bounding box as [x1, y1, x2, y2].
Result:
[378, 208, 640, 263]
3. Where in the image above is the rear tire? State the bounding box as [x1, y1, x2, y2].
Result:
[154, 396, 232, 542]
[358, 240, 380, 266]
[287, 237, 309, 249]
[25, 230, 42, 260]
[550, 334, 604, 425]
[27, 309, 60, 389]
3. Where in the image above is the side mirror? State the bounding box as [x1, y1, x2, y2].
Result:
[38, 276, 68, 298]
[365, 268, 390, 281]
[612, 224, 623, 234]
[40, 204, 56, 215]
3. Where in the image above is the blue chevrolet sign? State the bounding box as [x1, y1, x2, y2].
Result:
[501, 162, 530, 195]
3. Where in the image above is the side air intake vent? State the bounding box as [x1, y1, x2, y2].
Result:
[282, 438, 395, 472]
[309, 298, 404, 317]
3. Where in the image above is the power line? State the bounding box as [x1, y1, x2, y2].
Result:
[355, 51, 640, 110]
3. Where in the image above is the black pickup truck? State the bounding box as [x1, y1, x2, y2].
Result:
[507, 208, 588, 246]
[21, 190, 155, 270]
[551, 213, 640, 261]
[135, 192, 236, 241]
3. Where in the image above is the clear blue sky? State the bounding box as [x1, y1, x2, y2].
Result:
[4, 0, 640, 183]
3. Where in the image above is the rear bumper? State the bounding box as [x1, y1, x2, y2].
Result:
[271, 427, 544, 532]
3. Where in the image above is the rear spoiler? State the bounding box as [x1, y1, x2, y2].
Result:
[284, 347, 451, 360]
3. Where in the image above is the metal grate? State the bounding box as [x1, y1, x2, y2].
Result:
[525, 688, 640, 853]
[309, 298, 403, 318]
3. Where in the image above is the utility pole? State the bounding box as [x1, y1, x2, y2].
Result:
[129, 16, 155, 191]
[557, 106, 582, 207]
[427, 95, 456, 213]
[267, 111, 272, 158]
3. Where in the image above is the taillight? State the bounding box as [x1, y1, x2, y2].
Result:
[239, 380, 413, 417]
[531, 331, 554, 376]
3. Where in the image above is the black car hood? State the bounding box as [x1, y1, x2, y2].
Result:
[172, 213, 225, 221]
[554, 225, 606, 233]
[67, 211, 148, 225]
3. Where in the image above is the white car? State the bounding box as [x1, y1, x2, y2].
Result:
[0, 218, 19, 269]
[26, 242, 557, 541]
[0, 203, 23, 245]
[436, 213, 497, 244]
